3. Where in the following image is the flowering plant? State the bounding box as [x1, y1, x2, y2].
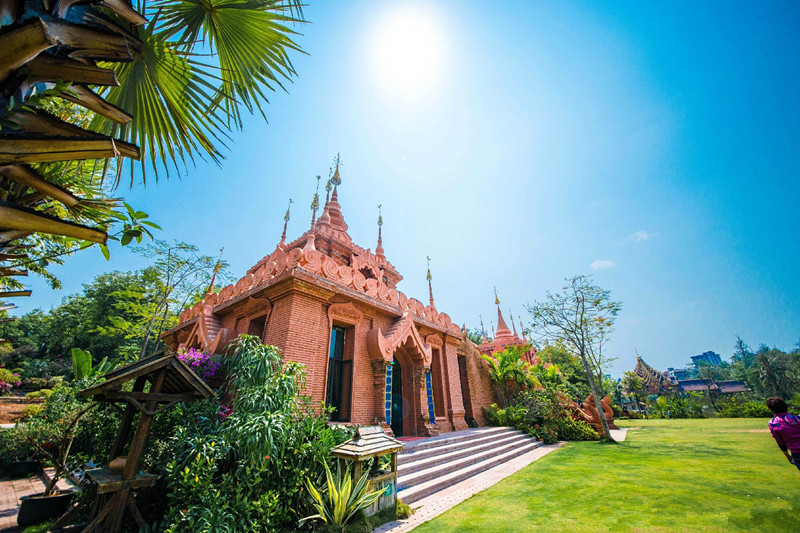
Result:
[178, 348, 221, 384]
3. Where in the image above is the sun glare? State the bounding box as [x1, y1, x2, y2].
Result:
[370, 6, 446, 100]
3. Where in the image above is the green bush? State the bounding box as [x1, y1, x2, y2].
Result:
[162, 335, 353, 531]
[20, 377, 49, 391]
[0, 368, 15, 383]
[482, 404, 528, 428]
[25, 389, 53, 399]
[718, 398, 773, 418]
[548, 416, 599, 441]
[21, 404, 42, 418]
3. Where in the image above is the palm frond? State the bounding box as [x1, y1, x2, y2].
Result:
[92, 19, 231, 185]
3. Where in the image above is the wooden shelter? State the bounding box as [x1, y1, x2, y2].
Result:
[331, 426, 404, 517]
[53, 351, 214, 532]
[0, 0, 146, 302]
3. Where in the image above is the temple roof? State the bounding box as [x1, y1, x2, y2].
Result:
[634, 356, 677, 390]
[167, 160, 465, 346]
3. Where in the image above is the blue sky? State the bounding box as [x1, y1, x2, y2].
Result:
[16, 0, 800, 376]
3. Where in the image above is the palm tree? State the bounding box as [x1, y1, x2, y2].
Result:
[482, 348, 530, 406]
[0, 0, 305, 298]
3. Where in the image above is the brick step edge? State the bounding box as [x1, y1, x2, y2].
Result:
[398, 426, 518, 454]
[398, 432, 532, 476]
[398, 427, 523, 465]
[398, 435, 538, 489]
[397, 439, 542, 504]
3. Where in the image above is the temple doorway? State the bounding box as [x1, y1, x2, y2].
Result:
[391, 356, 404, 436]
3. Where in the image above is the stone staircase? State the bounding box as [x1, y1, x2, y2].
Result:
[396, 426, 541, 504]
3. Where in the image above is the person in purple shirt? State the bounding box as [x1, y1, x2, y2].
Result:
[767, 397, 800, 472]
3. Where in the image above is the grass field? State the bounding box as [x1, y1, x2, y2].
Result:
[413, 418, 800, 532]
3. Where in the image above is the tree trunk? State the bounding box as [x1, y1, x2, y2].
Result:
[578, 352, 613, 441]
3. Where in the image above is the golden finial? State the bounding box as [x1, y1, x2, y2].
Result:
[280, 198, 293, 244]
[494, 286, 500, 306]
[325, 177, 332, 204]
[378, 204, 383, 227]
[331, 153, 342, 187]
[376, 205, 385, 257]
[311, 175, 321, 226]
[426, 256, 434, 307]
[480, 315, 487, 343]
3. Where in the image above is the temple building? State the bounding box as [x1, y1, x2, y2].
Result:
[634, 355, 749, 395]
[476, 292, 538, 365]
[163, 161, 495, 437]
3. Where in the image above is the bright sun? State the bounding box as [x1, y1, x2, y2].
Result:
[370, 6, 446, 100]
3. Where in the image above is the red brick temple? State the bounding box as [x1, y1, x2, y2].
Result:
[476, 293, 538, 366]
[163, 162, 496, 436]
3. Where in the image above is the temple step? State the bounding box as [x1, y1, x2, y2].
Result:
[396, 427, 541, 504]
[397, 427, 524, 475]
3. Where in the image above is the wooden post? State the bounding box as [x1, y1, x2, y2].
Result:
[107, 376, 145, 462]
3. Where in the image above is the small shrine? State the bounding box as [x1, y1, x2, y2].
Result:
[331, 426, 404, 517]
[53, 351, 214, 532]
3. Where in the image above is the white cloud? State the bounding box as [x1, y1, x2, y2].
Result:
[630, 230, 652, 242]
[590, 259, 614, 270]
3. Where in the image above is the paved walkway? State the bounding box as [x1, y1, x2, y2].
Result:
[375, 427, 629, 532]
[0, 470, 74, 532]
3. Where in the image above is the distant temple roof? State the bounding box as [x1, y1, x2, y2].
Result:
[634, 356, 677, 392]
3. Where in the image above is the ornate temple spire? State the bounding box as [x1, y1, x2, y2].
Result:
[493, 287, 513, 338]
[491, 324, 496, 338]
[316, 153, 348, 233]
[510, 310, 518, 337]
[376, 204, 384, 258]
[310, 175, 321, 228]
[279, 198, 293, 247]
[426, 255, 434, 307]
[480, 315, 487, 344]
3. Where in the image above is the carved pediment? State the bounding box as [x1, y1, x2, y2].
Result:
[367, 311, 432, 366]
[328, 301, 363, 326]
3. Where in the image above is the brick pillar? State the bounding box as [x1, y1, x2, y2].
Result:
[415, 365, 440, 437]
[444, 340, 468, 431]
[371, 359, 392, 434]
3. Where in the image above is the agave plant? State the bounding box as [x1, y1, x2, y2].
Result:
[300, 461, 383, 530]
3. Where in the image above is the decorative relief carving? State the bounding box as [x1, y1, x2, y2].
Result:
[328, 302, 363, 327]
[425, 334, 443, 349]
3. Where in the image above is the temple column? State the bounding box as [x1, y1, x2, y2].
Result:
[371, 359, 392, 434]
[444, 338, 468, 431]
[414, 365, 440, 437]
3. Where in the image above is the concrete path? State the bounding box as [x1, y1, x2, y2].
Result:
[0, 470, 75, 532]
[610, 428, 628, 442]
[375, 442, 564, 533]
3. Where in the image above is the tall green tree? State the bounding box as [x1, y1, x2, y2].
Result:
[526, 275, 622, 441]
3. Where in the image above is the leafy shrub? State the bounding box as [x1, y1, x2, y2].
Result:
[548, 416, 599, 441]
[0, 368, 16, 383]
[25, 389, 53, 399]
[21, 377, 49, 391]
[0, 368, 21, 395]
[528, 424, 558, 444]
[162, 335, 353, 531]
[396, 499, 412, 520]
[21, 404, 42, 418]
[718, 399, 773, 418]
[482, 404, 527, 428]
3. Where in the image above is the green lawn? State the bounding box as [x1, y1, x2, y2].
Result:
[414, 418, 800, 532]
